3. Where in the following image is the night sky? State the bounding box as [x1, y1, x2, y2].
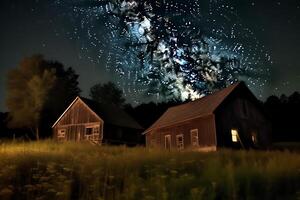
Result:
[0, 0, 299, 111]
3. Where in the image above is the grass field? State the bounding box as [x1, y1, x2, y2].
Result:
[0, 141, 299, 200]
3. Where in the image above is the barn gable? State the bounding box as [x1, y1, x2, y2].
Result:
[52, 97, 103, 128]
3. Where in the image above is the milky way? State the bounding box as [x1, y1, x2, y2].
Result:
[53, 0, 272, 103]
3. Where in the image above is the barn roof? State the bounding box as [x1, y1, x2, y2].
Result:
[52, 97, 143, 130]
[80, 97, 143, 130]
[143, 82, 243, 134]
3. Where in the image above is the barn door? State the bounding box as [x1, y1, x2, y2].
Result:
[165, 135, 171, 150]
[77, 131, 81, 141]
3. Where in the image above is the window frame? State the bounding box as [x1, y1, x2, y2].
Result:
[85, 124, 101, 143]
[57, 129, 66, 139]
[85, 127, 93, 135]
[176, 134, 184, 150]
[164, 134, 171, 149]
[85, 125, 100, 135]
[251, 131, 258, 144]
[190, 129, 199, 147]
[231, 129, 239, 143]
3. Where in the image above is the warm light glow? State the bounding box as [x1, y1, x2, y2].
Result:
[251, 132, 257, 144]
[231, 129, 238, 142]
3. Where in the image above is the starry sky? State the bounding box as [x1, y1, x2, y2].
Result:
[0, 0, 299, 111]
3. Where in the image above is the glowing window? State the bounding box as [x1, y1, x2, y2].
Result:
[190, 129, 199, 146]
[231, 129, 238, 142]
[251, 132, 257, 144]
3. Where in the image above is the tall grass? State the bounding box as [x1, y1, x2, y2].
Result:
[0, 140, 299, 200]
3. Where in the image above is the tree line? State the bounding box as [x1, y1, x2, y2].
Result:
[0, 55, 299, 142]
[1, 55, 125, 139]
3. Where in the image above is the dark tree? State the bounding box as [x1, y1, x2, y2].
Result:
[0, 112, 9, 139]
[264, 92, 300, 142]
[6, 55, 56, 139]
[89, 82, 125, 107]
[40, 62, 81, 138]
[125, 100, 182, 129]
[6, 55, 81, 139]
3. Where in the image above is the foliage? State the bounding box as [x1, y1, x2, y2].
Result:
[5, 55, 81, 139]
[6, 55, 56, 139]
[125, 100, 183, 128]
[40, 61, 81, 137]
[89, 82, 126, 107]
[264, 92, 300, 142]
[0, 141, 299, 200]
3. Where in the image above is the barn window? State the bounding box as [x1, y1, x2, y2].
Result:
[85, 126, 100, 135]
[231, 129, 238, 142]
[85, 125, 101, 143]
[251, 132, 257, 144]
[190, 129, 199, 146]
[93, 126, 100, 134]
[85, 127, 93, 135]
[176, 134, 184, 150]
[58, 129, 66, 138]
[165, 135, 171, 150]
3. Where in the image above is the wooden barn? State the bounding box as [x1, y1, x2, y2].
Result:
[143, 82, 271, 151]
[52, 97, 143, 145]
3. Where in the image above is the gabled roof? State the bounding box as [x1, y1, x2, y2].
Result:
[143, 82, 243, 134]
[52, 96, 143, 130]
[80, 97, 143, 129]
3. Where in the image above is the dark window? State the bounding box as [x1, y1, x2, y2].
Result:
[176, 134, 184, 150]
[86, 127, 93, 135]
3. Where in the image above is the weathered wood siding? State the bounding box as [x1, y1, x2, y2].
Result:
[215, 89, 271, 149]
[146, 115, 216, 150]
[53, 99, 103, 143]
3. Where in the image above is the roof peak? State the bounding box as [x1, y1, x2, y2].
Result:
[169, 81, 242, 110]
[143, 81, 244, 134]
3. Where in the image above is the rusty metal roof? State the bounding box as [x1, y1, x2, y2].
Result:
[143, 82, 242, 134]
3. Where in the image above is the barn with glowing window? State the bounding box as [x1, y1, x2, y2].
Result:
[143, 82, 271, 151]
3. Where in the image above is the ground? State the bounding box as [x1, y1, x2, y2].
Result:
[0, 141, 299, 200]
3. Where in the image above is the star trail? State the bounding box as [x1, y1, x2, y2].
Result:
[0, 0, 299, 109]
[53, 0, 272, 102]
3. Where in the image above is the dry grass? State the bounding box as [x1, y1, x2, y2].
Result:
[0, 140, 299, 200]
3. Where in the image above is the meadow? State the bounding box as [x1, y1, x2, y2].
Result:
[0, 141, 299, 200]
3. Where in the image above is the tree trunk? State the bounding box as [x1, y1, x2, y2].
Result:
[36, 126, 39, 141]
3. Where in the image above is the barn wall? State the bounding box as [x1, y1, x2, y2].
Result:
[146, 115, 216, 150]
[53, 99, 103, 142]
[215, 90, 271, 149]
